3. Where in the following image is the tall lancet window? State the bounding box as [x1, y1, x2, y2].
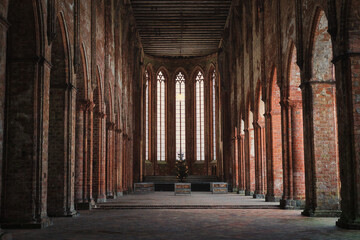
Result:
[145, 70, 149, 161]
[212, 70, 217, 161]
[157, 71, 166, 161]
[195, 71, 205, 161]
[175, 72, 186, 160]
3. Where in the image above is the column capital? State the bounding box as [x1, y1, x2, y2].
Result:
[300, 79, 335, 90]
[288, 100, 303, 109]
[77, 99, 89, 111]
[107, 122, 116, 130]
[95, 111, 106, 119]
[264, 112, 271, 118]
[123, 133, 128, 140]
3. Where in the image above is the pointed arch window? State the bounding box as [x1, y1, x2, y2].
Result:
[195, 71, 205, 161]
[211, 70, 217, 161]
[157, 71, 166, 161]
[175, 72, 186, 160]
[145, 70, 149, 161]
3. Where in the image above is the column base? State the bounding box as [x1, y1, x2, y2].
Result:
[116, 192, 124, 197]
[48, 209, 78, 218]
[245, 190, 254, 196]
[232, 188, 238, 193]
[95, 197, 107, 203]
[253, 194, 265, 199]
[336, 218, 360, 230]
[265, 195, 281, 202]
[237, 190, 245, 195]
[280, 199, 305, 209]
[106, 192, 115, 199]
[1, 217, 52, 229]
[301, 208, 341, 217]
[75, 202, 92, 210]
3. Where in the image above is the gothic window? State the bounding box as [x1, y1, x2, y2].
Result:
[157, 71, 166, 161]
[145, 70, 149, 161]
[175, 72, 186, 160]
[212, 70, 217, 161]
[195, 71, 205, 161]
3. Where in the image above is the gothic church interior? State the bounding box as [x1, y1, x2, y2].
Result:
[0, 0, 359, 239]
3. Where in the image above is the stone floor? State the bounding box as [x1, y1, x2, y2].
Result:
[6, 193, 360, 240]
[98, 192, 280, 208]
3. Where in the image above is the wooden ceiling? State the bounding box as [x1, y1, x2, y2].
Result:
[130, 0, 232, 58]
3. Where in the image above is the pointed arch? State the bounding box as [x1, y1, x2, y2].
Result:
[265, 66, 283, 202]
[3, 0, 48, 225]
[300, 7, 340, 216]
[47, 14, 76, 216]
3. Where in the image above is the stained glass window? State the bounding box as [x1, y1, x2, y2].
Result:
[212, 70, 217, 161]
[157, 71, 166, 161]
[195, 71, 205, 161]
[145, 70, 149, 161]
[175, 72, 186, 160]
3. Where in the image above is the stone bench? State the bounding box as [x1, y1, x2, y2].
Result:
[134, 182, 155, 193]
[210, 182, 228, 194]
[174, 183, 191, 195]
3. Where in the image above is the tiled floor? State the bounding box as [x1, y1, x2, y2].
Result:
[6, 193, 360, 240]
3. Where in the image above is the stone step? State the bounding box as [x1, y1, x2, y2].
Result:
[95, 205, 280, 210]
[144, 175, 218, 183]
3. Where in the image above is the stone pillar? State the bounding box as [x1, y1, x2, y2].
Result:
[254, 121, 266, 198]
[335, 54, 360, 229]
[301, 80, 340, 217]
[281, 100, 305, 209]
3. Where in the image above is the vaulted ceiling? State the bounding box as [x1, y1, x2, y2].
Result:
[130, 0, 232, 58]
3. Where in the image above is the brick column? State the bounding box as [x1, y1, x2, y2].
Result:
[0, 14, 9, 236]
[2, 57, 52, 228]
[238, 134, 246, 194]
[301, 80, 340, 217]
[265, 111, 283, 202]
[75, 101, 86, 204]
[93, 111, 107, 203]
[335, 54, 360, 229]
[87, 103, 95, 205]
[245, 127, 255, 196]
[232, 131, 239, 192]
[115, 128, 123, 196]
[106, 122, 115, 198]
[122, 134, 128, 192]
[78, 101, 95, 209]
[281, 100, 305, 209]
[254, 121, 266, 198]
